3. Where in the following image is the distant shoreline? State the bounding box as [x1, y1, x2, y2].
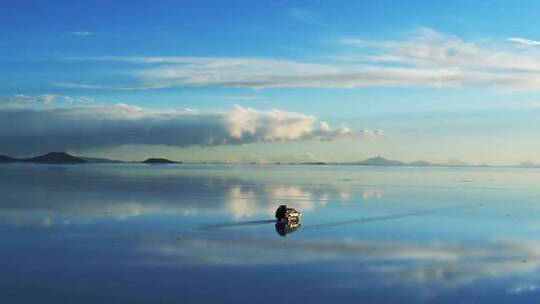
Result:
[1, 152, 539, 168]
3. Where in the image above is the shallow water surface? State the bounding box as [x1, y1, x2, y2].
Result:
[2, 164, 540, 303]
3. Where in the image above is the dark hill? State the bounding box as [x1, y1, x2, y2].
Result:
[408, 160, 433, 167]
[302, 162, 328, 165]
[22, 152, 86, 164]
[355, 156, 405, 166]
[0, 155, 17, 163]
[142, 158, 180, 164]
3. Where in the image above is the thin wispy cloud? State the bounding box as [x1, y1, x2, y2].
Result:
[55, 81, 170, 90]
[286, 8, 320, 24]
[508, 37, 540, 46]
[224, 96, 264, 101]
[56, 56, 499, 90]
[67, 31, 94, 36]
[0, 94, 98, 107]
[0, 104, 378, 155]
[56, 28, 540, 92]
[339, 29, 540, 71]
[0, 94, 56, 105]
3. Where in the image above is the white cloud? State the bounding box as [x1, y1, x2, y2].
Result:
[60, 56, 479, 90]
[224, 96, 265, 101]
[58, 29, 540, 91]
[0, 94, 100, 107]
[0, 104, 378, 155]
[508, 37, 540, 46]
[0, 94, 56, 105]
[361, 129, 383, 140]
[340, 29, 540, 72]
[286, 8, 320, 24]
[55, 82, 170, 90]
[67, 31, 94, 36]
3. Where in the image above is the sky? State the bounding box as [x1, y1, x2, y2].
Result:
[1, 0, 540, 164]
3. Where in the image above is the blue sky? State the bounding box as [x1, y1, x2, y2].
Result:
[1, 0, 540, 164]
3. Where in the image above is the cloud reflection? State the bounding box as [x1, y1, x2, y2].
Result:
[140, 236, 540, 297]
[3, 164, 540, 299]
[507, 283, 539, 294]
[226, 185, 317, 219]
[0, 165, 360, 225]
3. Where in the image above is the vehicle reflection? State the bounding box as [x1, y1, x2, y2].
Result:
[275, 220, 301, 236]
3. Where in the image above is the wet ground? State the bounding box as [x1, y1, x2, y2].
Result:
[1, 164, 540, 303]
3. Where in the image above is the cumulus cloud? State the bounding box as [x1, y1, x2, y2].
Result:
[0, 104, 378, 155]
[361, 129, 383, 139]
[56, 29, 540, 91]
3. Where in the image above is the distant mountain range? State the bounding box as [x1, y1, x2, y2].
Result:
[1, 152, 539, 168]
[0, 152, 184, 165]
[0, 152, 87, 164]
[301, 156, 479, 167]
[518, 161, 540, 168]
[351, 156, 407, 166]
[347, 156, 478, 167]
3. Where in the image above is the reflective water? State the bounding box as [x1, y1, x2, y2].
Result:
[2, 164, 540, 303]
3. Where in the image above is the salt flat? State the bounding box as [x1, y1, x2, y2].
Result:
[1, 164, 540, 303]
